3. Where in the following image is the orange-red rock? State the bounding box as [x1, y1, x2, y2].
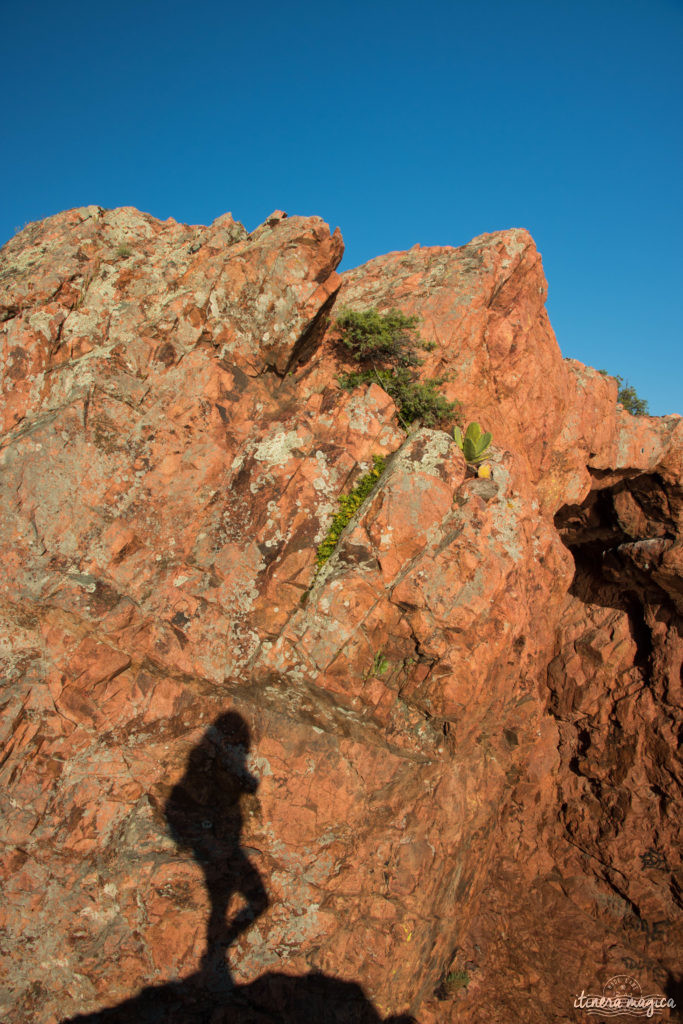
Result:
[0, 208, 680, 1023]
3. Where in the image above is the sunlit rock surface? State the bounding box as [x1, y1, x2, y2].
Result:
[0, 207, 680, 1023]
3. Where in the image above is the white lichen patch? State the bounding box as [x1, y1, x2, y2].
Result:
[26, 309, 58, 340]
[489, 498, 523, 563]
[246, 751, 273, 779]
[84, 274, 118, 313]
[102, 207, 158, 241]
[312, 499, 337, 544]
[59, 308, 102, 342]
[392, 428, 452, 477]
[250, 470, 276, 495]
[252, 429, 301, 468]
[500, 230, 528, 269]
[378, 524, 394, 546]
[312, 449, 335, 493]
[263, 500, 285, 547]
[345, 388, 380, 435]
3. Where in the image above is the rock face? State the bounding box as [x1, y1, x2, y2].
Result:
[0, 208, 680, 1024]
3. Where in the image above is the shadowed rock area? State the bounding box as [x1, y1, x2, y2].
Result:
[0, 206, 680, 1023]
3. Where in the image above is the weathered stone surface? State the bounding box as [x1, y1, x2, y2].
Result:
[0, 209, 680, 1023]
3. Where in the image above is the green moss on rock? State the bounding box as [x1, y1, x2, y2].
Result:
[316, 455, 386, 572]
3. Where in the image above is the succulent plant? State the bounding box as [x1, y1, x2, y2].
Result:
[453, 422, 492, 464]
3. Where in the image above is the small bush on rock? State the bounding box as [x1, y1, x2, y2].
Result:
[336, 307, 459, 431]
[336, 308, 422, 366]
[436, 968, 470, 999]
[598, 369, 649, 416]
[444, 969, 469, 993]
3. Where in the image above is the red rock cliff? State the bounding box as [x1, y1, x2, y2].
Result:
[0, 208, 680, 1023]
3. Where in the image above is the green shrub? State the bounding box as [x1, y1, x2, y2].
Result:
[336, 308, 422, 365]
[371, 651, 389, 676]
[339, 366, 457, 428]
[115, 243, 133, 259]
[616, 378, 649, 416]
[316, 455, 386, 572]
[443, 969, 469, 994]
[336, 307, 459, 430]
[598, 369, 649, 416]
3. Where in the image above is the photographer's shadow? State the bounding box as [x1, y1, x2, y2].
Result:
[64, 712, 414, 1023]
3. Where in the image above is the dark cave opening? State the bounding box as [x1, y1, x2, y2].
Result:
[554, 470, 678, 680]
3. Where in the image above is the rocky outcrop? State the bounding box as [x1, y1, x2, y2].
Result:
[0, 208, 680, 1023]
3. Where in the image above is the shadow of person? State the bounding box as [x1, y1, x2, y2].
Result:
[164, 711, 269, 992]
[62, 711, 415, 1024]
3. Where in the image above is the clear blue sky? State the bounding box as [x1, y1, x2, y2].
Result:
[2, 0, 681, 414]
